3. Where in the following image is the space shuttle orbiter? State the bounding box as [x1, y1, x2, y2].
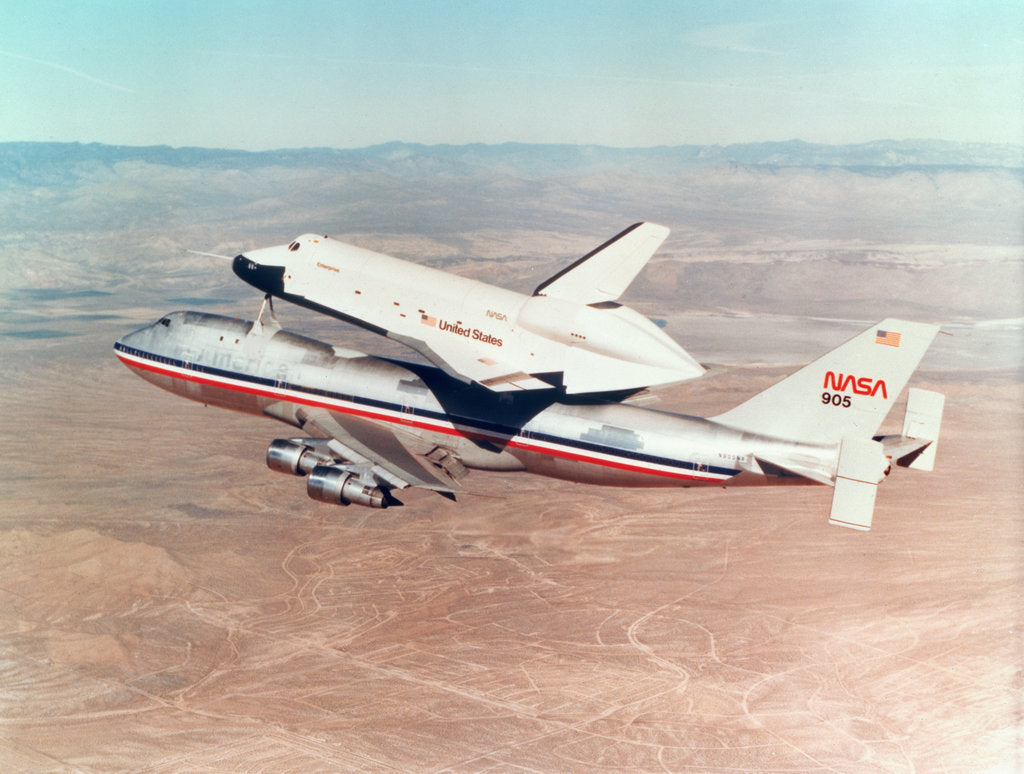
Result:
[233, 223, 703, 394]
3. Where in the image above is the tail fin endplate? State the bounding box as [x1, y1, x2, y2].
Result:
[900, 388, 945, 471]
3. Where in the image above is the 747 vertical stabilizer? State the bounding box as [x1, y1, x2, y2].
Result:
[712, 319, 943, 530]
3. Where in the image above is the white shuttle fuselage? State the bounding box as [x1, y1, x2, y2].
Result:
[232, 225, 704, 394]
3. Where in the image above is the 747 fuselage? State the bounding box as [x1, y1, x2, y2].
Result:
[115, 311, 830, 490]
[115, 309, 944, 529]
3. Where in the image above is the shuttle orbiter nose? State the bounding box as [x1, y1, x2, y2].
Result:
[233, 251, 286, 296]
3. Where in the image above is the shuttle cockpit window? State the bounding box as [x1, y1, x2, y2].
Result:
[288, 241, 300, 252]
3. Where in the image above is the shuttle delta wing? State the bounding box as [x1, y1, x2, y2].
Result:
[388, 331, 556, 391]
[391, 324, 696, 394]
[534, 222, 670, 303]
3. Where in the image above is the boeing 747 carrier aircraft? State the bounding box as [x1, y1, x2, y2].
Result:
[115, 304, 943, 530]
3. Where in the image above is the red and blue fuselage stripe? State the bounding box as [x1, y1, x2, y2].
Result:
[114, 342, 739, 483]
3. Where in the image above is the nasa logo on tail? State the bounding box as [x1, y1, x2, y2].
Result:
[823, 372, 888, 398]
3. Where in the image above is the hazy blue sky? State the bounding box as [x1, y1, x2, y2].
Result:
[2, 0, 1021, 149]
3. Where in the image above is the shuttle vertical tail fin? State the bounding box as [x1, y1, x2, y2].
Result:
[534, 222, 670, 304]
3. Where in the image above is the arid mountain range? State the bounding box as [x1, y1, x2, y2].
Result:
[2, 139, 1020, 369]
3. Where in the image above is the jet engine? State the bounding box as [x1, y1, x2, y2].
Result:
[266, 439, 331, 476]
[267, 440, 396, 508]
[307, 465, 393, 508]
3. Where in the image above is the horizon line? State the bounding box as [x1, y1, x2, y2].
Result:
[1, 137, 1022, 154]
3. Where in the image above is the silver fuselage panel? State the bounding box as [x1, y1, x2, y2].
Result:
[115, 312, 838, 488]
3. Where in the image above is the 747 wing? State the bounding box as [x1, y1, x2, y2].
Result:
[264, 402, 464, 506]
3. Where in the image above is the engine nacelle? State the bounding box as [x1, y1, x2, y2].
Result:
[306, 465, 391, 508]
[266, 439, 331, 476]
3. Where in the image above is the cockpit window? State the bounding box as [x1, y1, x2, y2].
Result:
[159, 317, 171, 327]
[288, 241, 300, 252]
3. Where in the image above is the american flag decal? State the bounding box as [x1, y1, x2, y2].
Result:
[875, 329, 901, 347]
[421, 314, 436, 327]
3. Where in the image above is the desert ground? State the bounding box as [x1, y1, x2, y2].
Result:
[0, 291, 1020, 772]
[1, 141, 1021, 771]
